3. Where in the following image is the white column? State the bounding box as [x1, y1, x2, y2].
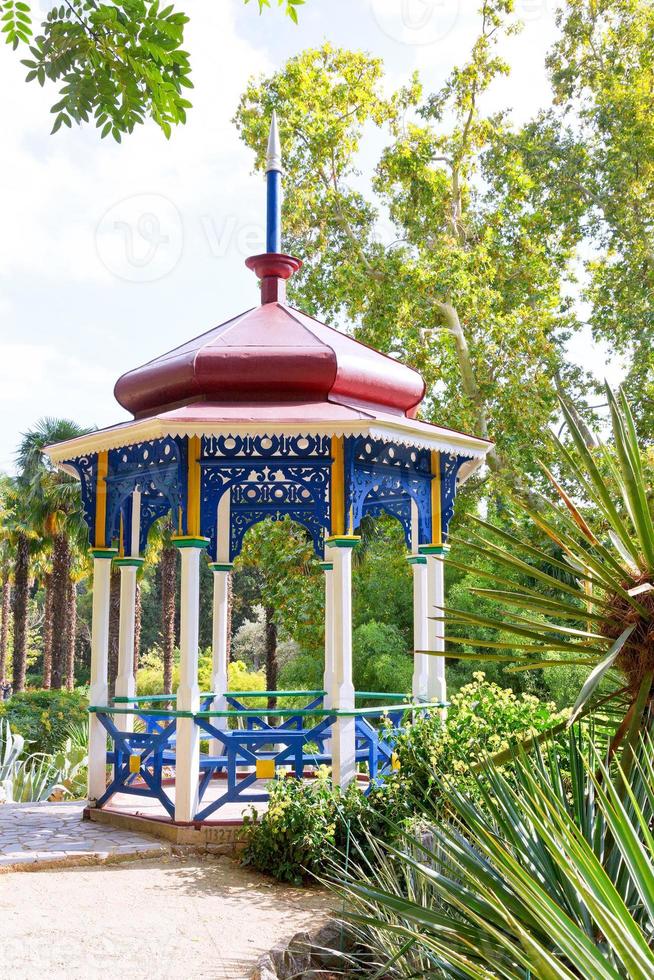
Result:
[321, 554, 335, 707]
[88, 552, 115, 803]
[319, 554, 335, 760]
[329, 539, 357, 788]
[174, 544, 203, 822]
[410, 556, 429, 700]
[114, 491, 142, 732]
[424, 548, 447, 703]
[210, 563, 231, 742]
[115, 562, 138, 731]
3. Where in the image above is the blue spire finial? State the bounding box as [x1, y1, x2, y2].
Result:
[265, 111, 282, 253]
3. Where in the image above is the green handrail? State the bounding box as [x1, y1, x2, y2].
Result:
[89, 705, 193, 718]
[225, 690, 326, 699]
[111, 689, 327, 704]
[91, 701, 446, 720]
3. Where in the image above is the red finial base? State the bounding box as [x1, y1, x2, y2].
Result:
[245, 253, 302, 305]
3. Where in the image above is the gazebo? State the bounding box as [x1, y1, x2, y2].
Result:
[46, 115, 491, 826]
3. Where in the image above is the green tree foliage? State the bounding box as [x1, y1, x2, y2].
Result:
[2, 0, 302, 139]
[519, 0, 654, 429]
[234, 20, 588, 498]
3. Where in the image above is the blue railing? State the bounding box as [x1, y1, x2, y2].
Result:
[89, 690, 445, 821]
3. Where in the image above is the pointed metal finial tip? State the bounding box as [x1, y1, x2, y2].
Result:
[266, 110, 282, 173]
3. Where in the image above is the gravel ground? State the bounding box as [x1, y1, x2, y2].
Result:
[0, 855, 329, 979]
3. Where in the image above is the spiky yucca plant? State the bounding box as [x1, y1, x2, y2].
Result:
[435, 387, 654, 757]
[332, 733, 654, 979]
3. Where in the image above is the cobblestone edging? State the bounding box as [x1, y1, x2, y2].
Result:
[252, 920, 351, 979]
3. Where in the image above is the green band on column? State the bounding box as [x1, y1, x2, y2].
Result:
[208, 562, 233, 572]
[89, 547, 118, 559]
[406, 555, 427, 565]
[318, 561, 333, 571]
[418, 544, 450, 556]
[171, 535, 210, 549]
[325, 535, 361, 549]
[114, 556, 145, 568]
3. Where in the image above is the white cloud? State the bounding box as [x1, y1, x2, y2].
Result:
[0, 0, 620, 478]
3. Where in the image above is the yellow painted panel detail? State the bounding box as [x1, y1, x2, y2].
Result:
[129, 754, 141, 774]
[256, 758, 276, 779]
[94, 450, 109, 549]
[187, 435, 202, 537]
[431, 450, 442, 546]
[330, 435, 345, 536]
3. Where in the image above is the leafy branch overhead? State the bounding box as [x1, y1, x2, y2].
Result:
[2, 0, 303, 140]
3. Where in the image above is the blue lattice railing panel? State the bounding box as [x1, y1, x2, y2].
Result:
[93, 709, 178, 818]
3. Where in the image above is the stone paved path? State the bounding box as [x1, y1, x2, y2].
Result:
[0, 800, 167, 869]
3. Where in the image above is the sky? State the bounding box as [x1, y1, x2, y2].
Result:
[0, 0, 618, 474]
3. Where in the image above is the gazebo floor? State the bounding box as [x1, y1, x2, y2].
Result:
[85, 778, 278, 853]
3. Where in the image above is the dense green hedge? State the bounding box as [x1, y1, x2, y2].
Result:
[0, 690, 88, 753]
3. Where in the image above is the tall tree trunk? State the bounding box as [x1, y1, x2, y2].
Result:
[108, 566, 120, 698]
[65, 578, 77, 690]
[42, 573, 53, 689]
[12, 533, 29, 693]
[50, 533, 70, 690]
[161, 546, 177, 695]
[133, 579, 142, 676]
[0, 571, 10, 684]
[265, 604, 277, 710]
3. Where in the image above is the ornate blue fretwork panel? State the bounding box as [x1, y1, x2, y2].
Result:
[345, 437, 433, 546]
[440, 452, 473, 542]
[64, 454, 98, 546]
[106, 437, 183, 548]
[361, 490, 413, 549]
[199, 434, 332, 560]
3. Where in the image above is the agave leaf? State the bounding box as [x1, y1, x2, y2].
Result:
[467, 515, 606, 587]
[567, 627, 636, 727]
[606, 387, 654, 568]
[608, 530, 641, 576]
[442, 555, 614, 611]
[538, 460, 598, 545]
[522, 491, 640, 595]
[588, 760, 654, 924]
[556, 398, 641, 564]
[447, 534, 594, 605]
[469, 588, 606, 622]
[432, 604, 607, 643]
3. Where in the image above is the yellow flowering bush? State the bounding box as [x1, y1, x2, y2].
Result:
[0, 690, 88, 753]
[393, 672, 566, 804]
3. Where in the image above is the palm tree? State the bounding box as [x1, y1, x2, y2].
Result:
[0, 479, 13, 684]
[434, 386, 654, 765]
[3, 485, 34, 692]
[16, 418, 93, 690]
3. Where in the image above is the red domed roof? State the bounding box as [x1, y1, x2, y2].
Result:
[114, 257, 425, 420]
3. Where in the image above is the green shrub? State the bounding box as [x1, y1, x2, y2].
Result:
[242, 768, 411, 884]
[0, 689, 89, 754]
[137, 646, 267, 700]
[393, 671, 566, 807]
[353, 620, 413, 694]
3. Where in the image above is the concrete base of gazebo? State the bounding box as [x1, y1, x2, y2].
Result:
[84, 771, 364, 853]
